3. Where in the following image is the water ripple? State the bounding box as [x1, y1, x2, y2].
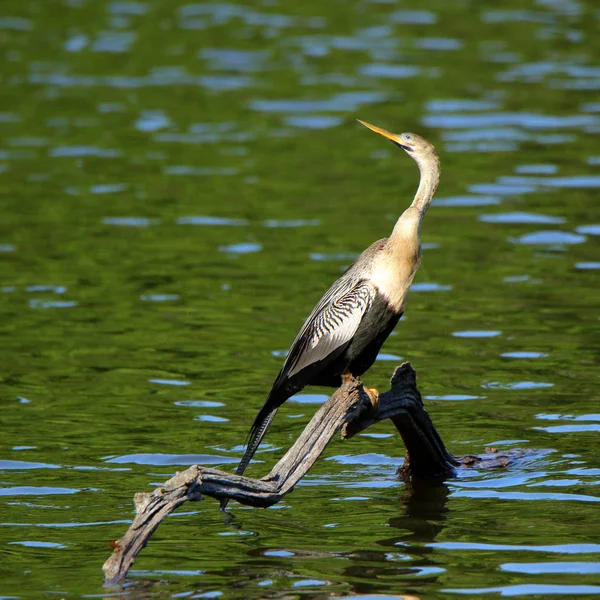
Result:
[504, 275, 539, 283]
[264, 219, 320, 228]
[2, 519, 131, 528]
[0, 460, 60, 470]
[444, 584, 600, 596]
[148, 378, 190, 386]
[8, 541, 66, 549]
[90, 30, 136, 53]
[446, 141, 520, 153]
[426, 395, 484, 402]
[423, 112, 599, 129]
[0, 487, 79, 497]
[102, 217, 155, 227]
[155, 130, 252, 144]
[500, 175, 600, 188]
[0, 17, 32, 30]
[515, 164, 558, 174]
[293, 579, 327, 588]
[264, 549, 294, 557]
[536, 424, 600, 434]
[63, 34, 85, 53]
[482, 10, 558, 24]
[219, 242, 262, 254]
[359, 63, 423, 79]
[426, 99, 501, 112]
[483, 381, 553, 390]
[576, 224, 600, 235]
[390, 10, 437, 24]
[415, 38, 462, 51]
[327, 453, 400, 467]
[411, 282, 452, 292]
[250, 91, 388, 114]
[469, 183, 536, 195]
[29, 300, 77, 309]
[284, 115, 341, 129]
[429, 542, 600, 553]
[176, 216, 247, 226]
[175, 400, 225, 408]
[310, 252, 358, 262]
[509, 230, 586, 245]
[50, 146, 121, 158]
[434, 195, 501, 207]
[109, 2, 148, 16]
[453, 330, 501, 338]
[104, 453, 237, 465]
[199, 48, 269, 73]
[135, 110, 170, 132]
[29, 69, 254, 91]
[501, 352, 548, 359]
[178, 3, 298, 29]
[501, 561, 600, 574]
[442, 127, 526, 142]
[288, 394, 328, 405]
[26, 285, 66, 294]
[140, 294, 179, 302]
[479, 212, 564, 224]
[536, 413, 600, 422]
[376, 353, 403, 361]
[195, 415, 229, 423]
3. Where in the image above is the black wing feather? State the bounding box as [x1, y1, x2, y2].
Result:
[236, 276, 376, 478]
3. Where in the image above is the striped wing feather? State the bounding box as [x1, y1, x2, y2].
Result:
[280, 277, 377, 379]
[282, 280, 376, 377]
[232, 277, 377, 485]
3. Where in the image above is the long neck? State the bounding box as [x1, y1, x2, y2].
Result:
[370, 151, 440, 313]
[390, 153, 440, 242]
[411, 153, 440, 216]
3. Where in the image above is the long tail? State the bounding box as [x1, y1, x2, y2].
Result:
[236, 405, 279, 476]
[220, 392, 282, 510]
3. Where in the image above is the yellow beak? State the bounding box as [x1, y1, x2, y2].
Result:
[357, 119, 400, 143]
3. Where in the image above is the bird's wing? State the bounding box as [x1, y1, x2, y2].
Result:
[230, 277, 377, 487]
[282, 277, 377, 378]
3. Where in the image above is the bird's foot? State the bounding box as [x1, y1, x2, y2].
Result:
[364, 387, 380, 412]
[342, 371, 354, 384]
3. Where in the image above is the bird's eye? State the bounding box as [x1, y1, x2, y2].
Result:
[402, 133, 413, 141]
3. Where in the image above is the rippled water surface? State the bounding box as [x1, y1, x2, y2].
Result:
[1, 0, 600, 597]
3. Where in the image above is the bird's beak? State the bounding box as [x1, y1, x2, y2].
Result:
[357, 119, 402, 145]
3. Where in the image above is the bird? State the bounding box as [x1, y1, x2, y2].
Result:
[226, 120, 440, 502]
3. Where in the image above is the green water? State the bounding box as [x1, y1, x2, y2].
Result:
[1, 0, 600, 597]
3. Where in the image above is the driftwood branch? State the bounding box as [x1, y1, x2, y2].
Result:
[103, 363, 505, 585]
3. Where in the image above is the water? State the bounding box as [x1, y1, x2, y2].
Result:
[1, 0, 599, 597]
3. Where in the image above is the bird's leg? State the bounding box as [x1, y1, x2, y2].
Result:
[341, 370, 355, 384]
[342, 370, 379, 413]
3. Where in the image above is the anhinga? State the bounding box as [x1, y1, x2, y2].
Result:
[229, 121, 440, 494]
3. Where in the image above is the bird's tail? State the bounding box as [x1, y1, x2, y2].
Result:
[220, 392, 282, 510]
[236, 405, 279, 477]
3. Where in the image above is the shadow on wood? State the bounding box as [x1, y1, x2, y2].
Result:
[102, 363, 508, 585]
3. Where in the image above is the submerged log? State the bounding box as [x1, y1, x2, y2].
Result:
[103, 363, 504, 585]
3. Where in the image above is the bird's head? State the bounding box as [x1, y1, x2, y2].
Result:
[357, 120, 436, 161]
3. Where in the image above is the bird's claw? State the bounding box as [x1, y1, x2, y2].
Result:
[342, 371, 355, 385]
[364, 386, 380, 413]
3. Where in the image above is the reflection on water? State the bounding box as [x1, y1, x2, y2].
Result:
[1, 0, 600, 597]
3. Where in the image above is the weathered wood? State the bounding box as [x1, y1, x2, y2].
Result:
[102, 363, 496, 585]
[341, 363, 461, 479]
